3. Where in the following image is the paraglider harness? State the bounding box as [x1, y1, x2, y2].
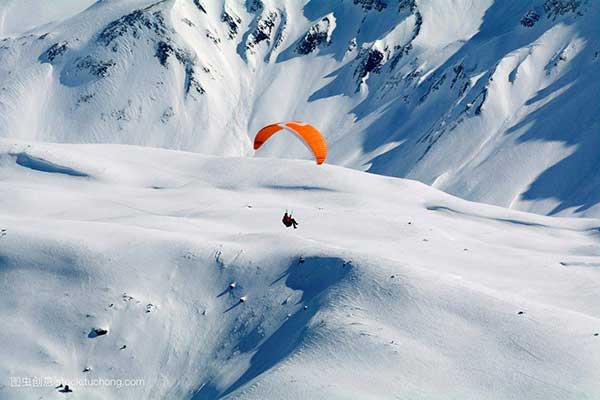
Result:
[282, 211, 298, 229]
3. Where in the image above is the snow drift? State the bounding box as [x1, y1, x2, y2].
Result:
[0, 139, 599, 399]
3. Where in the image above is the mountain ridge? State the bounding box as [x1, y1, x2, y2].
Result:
[0, 0, 598, 216]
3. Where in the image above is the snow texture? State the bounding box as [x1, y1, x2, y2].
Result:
[0, 139, 599, 399]
[0, 0, 598, 216]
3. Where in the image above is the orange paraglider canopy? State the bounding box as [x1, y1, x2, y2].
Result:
[253, 121, 327, 165]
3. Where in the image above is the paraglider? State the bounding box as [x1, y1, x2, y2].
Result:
[282, 211, 298, 229]
[254, 121, 321, 229]
[253, 121, 327, 165]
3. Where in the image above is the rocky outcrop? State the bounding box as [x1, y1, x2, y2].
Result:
[388, 9, 422, 70]
[353, 0, 387, 12]
[221, 11, 242, 39]
[520, 10, 541, 27]
[544, 0, 584, 19]
[39, 41, 69, 63]
[296, 16, 334, 55]
[75, 56, 116, 78]
[155, 41, 204, 97]
[398, 0, 416, 13]
[193, 0, 207, 13]
[246, 0, 264, 13]
[98, 4, 169, 52]
[245, 11, 278, 54]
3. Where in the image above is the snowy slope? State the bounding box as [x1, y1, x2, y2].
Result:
[0, 0, 599, 217]
[0, 0, 97, 37]
[1, 139, 599, 399]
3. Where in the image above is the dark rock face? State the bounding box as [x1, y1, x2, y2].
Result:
[354, 48, 385, 83]
[76, 56, 116, 78]
[544, 0, 583, 19]
[193, 0, 207, 13]
[185, 71, 205, 96]
[388, 9, 422, 70]
[269, 12, 288, 58]
[521, 10, 541, 27]
[222, 11, 242, 39]
[39, 41, 69, 63]
[253, 12, 277, 44]
[206, 30, 221, 45]
[474, 87, 488, 115]
[89, 328, 108, 337]
[161, 106, 174, 123]
[450, 64, 465, 89]
[155, 40, 191, 69]
[246, 11, 278, 53]
[362, 49, 385, 74]
[155, 41, 178, 66]
[296, 17, 332, 55]
[98, 5, 169, 51]
[398, 0, 416, 12]
[353, 0, 387, 11]
[155, 41, 204, 96]
[246, 0, 264, 13]
[95, 1, 206, 96]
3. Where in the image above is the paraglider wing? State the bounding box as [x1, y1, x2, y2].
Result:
[253, 121, 327, 165]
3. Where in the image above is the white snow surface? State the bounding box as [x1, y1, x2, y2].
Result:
[1, 139, 599, 399]
[0, 0, 599, 217]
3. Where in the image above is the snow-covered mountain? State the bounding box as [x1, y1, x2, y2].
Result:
[0, 0, 600, 216]
[1, 139, 599, 399]
[2, 3, 600, 399]
[0, 0, 598, 217]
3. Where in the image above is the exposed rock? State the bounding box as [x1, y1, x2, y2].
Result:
[520, 10, 540, 27]
[89, 328, 108, 338]
[347, 38, 357, 53]
[545, 47, 569, 75]
[353, 0, 387, 12]
[39, 41, 69, 63]
[193, 0, 207, 13]
[221, 11, 242, 39]
[474, 87, 488, 115]
[544, 0, 583, 19]
[185, 66, 206, 96]
[268, 11, 288, 60]
[206, 30, 221, 45]
[161, 106, 175, 123]
[155, 41, 177, 66]
[246, 0, 264, 13]
[388, 10, 422, 70]
[450, 64, 465, 89]
[75, 56, 116, 78]
[182, 18, 195, 27]
[355, 47, 385, 83]
[98, 5, 169, 51]
[398, 0, 416, 13]
[246, 11, 278, 54]
[111, 100, 135, 122]
[76, 93, 95, 108]
[155, 41, 204, 97]
[296, 16, 334, 55]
